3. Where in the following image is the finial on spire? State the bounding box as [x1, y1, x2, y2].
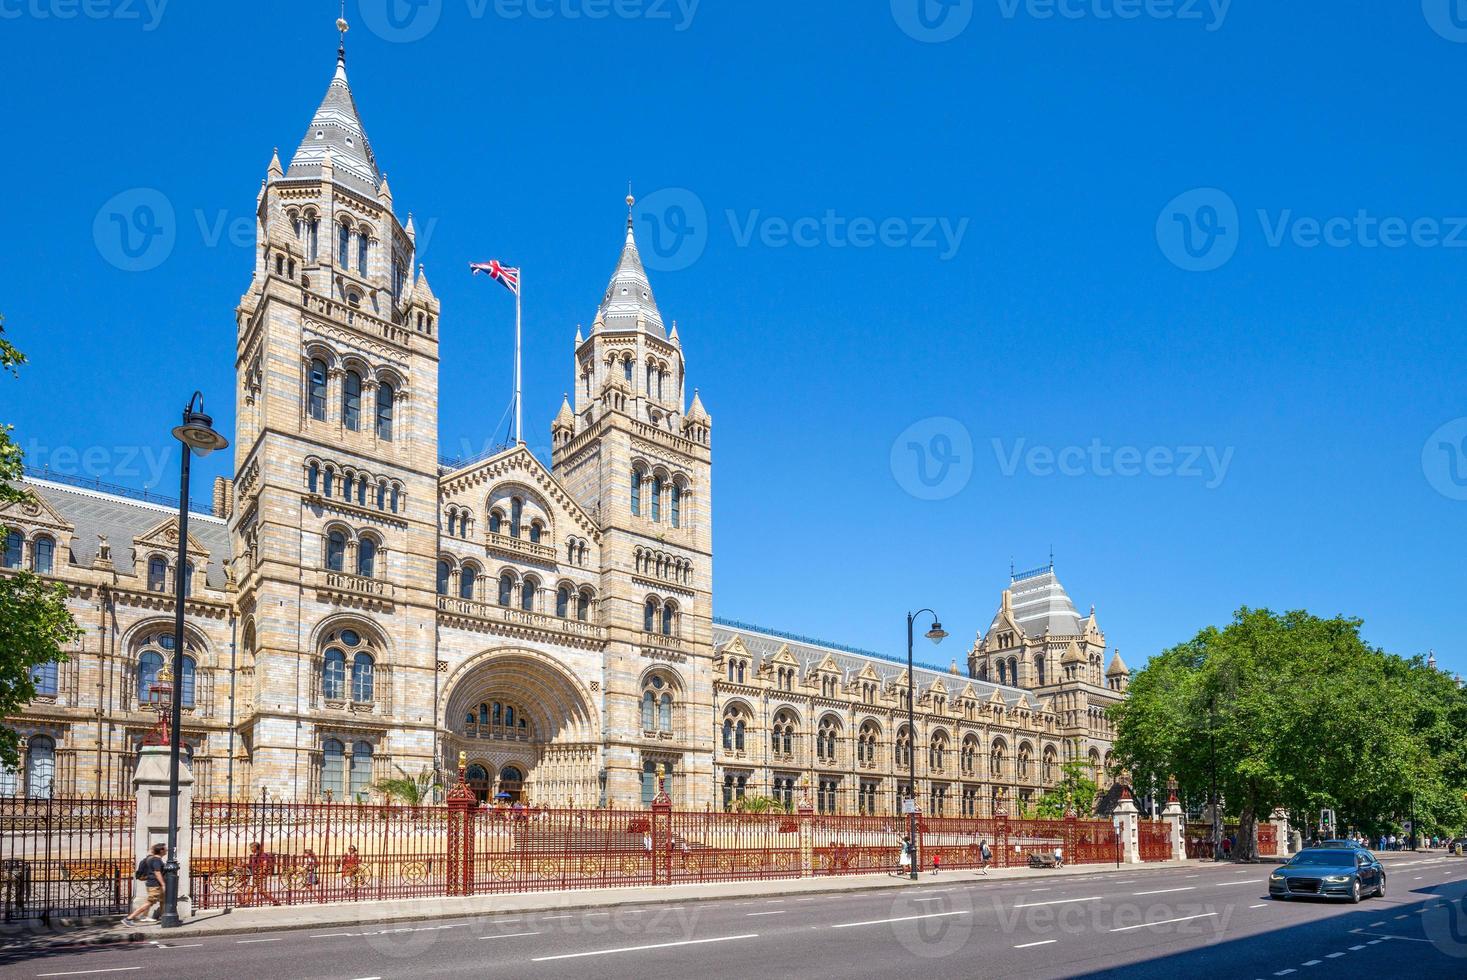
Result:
[337, 2, 349, 62]
[625, 183, 636, 235]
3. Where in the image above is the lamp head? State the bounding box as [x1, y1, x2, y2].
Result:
[925, 621, 948, 645]
[172, 397, 229, 457]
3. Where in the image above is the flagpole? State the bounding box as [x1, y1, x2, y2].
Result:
[514, 270, 523, 445]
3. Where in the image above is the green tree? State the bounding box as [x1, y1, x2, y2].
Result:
[0, 317, 82, 769]
[1035, 757, 1100, 818]
[372, 765, 445, 805]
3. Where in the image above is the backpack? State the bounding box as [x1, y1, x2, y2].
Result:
[134, 857, 152, 881]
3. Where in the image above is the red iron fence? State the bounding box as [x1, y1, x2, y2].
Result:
[0, 796, 135, 922]
[1138, 822, 1172, 861]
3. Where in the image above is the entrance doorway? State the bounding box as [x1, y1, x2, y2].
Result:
[466, 764, 490, 804]
[499, 765, 524, 803]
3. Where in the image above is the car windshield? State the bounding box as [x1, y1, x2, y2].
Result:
[1289, 851, 1355, 866]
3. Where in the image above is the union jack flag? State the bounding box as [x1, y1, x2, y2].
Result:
[469, 260, 520, 295]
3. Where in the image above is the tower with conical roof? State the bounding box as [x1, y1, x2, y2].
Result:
[229, 20, 442, 796]
[552, 195, 714, 805]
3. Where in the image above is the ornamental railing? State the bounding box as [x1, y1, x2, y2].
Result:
[0, 796, 135, 922]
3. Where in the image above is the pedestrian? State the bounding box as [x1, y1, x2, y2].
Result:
[931, 851, 941, 876]
[122, 842, 167, 925]
[977, 839, 991, 875]
[339, 844, 362, 893]
[247, 841, 281, 906]
[301, 848, 320, 892]
[1053, 845, 1064, 869]
[896, 835, 913, 875]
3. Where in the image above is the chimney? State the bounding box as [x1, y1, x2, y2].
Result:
[212, 477, 234, 519]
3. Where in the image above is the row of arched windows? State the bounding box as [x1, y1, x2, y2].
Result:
[642, 597, 680, 636]
[437, 558, 596, 621]
[444, 495, 553, 544]
[305, 356, 397, 441]
[323, 525, 383, 579]
[0, 735, 55, 798]
[145, 555, 195, 596]
[319, 628, 376, 704]
[629, 466, 687, 528]
[319, 738, 374, 799]
[633, 548, 692, 585]
[640, 674, 674, 732]
[306, 460, 404, 514]
[2, 530, 54, 575]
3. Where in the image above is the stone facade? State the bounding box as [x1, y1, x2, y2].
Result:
[0, 45, 1123, 813]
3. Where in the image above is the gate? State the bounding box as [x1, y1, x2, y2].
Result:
[1139, 822, 1171, 861]
[0, 796, 135, 921]
[1257, 824, 1278, 856]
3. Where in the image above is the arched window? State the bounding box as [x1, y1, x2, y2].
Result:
[357, 231, 369, 273]
[1, 530, 20, 569]
[32, 536, 53, 575]
[338, 220, 351, 266]
[457, 565, 477, 601]
[321, 738, 345, 798]
[630, 468, 642, 516]
[671, 484, 681, 528]
[497, 573, 513, 606]
[661, 600, 676, 636]
[357, 537, 377, 578]
[29, 661, 58, 698]
[529, 520, 542, 544]
[520, 576, 537, 612]
[644, 599, 657, 632]
[659, 693, 672, 731]
[895, 727, 912, 768]
[326, 530, 346, 572]
[323, 467, 335, 497]
[489, 510, 503, 534]
[342, 370, 362, 430]
[308, 358, 328, 421]
[437, 560, 451, 596]
[376, 382, 395, 440]
[25, 736, 54, 800]
[389, 486, 400, 513]
[350, 653, 375, 703]
[349, 741, 373, 797]
[623, 357, 633, 382]
[307, 216, 319, 259]
[376, 481, 387, 510]
[556, 586, 570, 618]
[1035, 655, 1046, 687]
[641, 690, 655, 730]
[147, 555, 167, 591]
[181, 562, 194, 598]
[308, 462, 320, 494]
[178, 655, 197, 708]
[322, 648, 346, 701]
[576, 589, 591, 622]
[510, 498, 523, 538]
[137, 651, 164, 703]
[722, 718, 734, 750]
[651, 475, 662, 522]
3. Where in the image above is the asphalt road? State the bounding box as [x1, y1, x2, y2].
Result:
[3, 853, 1466, 979]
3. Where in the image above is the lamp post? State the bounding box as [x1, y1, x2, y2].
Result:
[159, 393, 228, 929]
[905, 609, 947, 881]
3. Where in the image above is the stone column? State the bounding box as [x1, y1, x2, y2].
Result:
[1270, 808, 1292, 858]
[1112, 788, 1141, 865]
[1161, 798, 1186, 861]
[132, 744, 194, 916]
[797, 780, 815, 878]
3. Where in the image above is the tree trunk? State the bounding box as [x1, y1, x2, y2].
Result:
[1236, 806, 1258, 862]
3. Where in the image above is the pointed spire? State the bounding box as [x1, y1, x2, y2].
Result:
[413, 264, 437, 305]
[404, 213, 416, 242]
[595, 192, 666, 337]
[574, 324, 585, 346]
[286, 16, 381, 196]
[686, 387, 710, 422]
[668, 320, 681, 345]
[1106, 649, 1130, 676]
[554, 394, 575, 427]
[378, 172, 392, 205]
[267, 147, 283, 179]
[1061, 639, 1085, 665]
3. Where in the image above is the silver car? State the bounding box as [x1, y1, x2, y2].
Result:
[1269, 847, 1385, 903]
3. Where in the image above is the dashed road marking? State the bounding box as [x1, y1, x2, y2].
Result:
[1015, 939, 1057, 948]
[746, 911, 786, 917]
[236, 938, 282, 944]
[832, 910, 968, 929]
[1249, 904, 1268, 909]
[532, 933, 759, 962]
[1274, 970, 1296, 976]
[1015, 896, 1102, 908]
[478, 931, 542, 940]
[37, 971, 142, 978]
[1134, 886, 1194, 896]
[1325, 952, 1345, 959]
[1302, 960, 1321, 966]
[1111, 912, 1217, 932]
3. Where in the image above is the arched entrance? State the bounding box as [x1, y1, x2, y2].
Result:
[442, 649, 601, 807]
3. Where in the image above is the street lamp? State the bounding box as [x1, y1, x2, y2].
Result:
[905, 609, 947, 881]
[159, 393, 227, 929]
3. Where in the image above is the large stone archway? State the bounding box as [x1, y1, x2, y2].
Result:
[441, 648, 601, 807]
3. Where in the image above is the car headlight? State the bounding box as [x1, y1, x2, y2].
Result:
[1270, 873, 1285, 880]
[1323, 875, 1351, 883]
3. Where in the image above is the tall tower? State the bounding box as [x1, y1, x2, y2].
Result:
[552, 197, 714, 805]
[229, 29, 442, 797]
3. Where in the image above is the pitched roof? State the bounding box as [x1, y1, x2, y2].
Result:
[594, 204, 665, 338]
[20, 477, 230, 588]
[285, 52, 381, 197]
[1002, 568, 1083, 637]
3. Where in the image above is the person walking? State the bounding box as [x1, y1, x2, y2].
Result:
[931, 851, 941, 876]
[1053, 844, 1064, 869]
[246, 841, 280, 907]
[301, 848, 320, 894]
[895, 835, 913, 876]
[122, 843, 167, 925]
[977, 839, 991, 875]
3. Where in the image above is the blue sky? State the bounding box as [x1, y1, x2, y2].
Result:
[2, 1, 1464, 675]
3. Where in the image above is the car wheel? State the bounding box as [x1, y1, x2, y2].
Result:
[1376, 875, 1386, 898]
[1349, 879, 1361, 904]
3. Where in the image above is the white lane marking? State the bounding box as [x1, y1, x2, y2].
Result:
[478, 931, 542, 941]
[37, 972, 143, 978]
[1214, 880, 1258, 887]
[1369, 921, 1385, 927]
[766, 899, 785, 904]
[1134, 886, 1195, 896]
[1414, 877, 1423, 880]
[542, 914, 575, 920]
[746, 911, 786, 917]
[795, 897, 817, 902]
[1249, 904, 1268, 909]
[1029, 887, 1052, 892]
[583, 912, 610, 917]
[1111, 911, 1218, 932]
[1325, 952, 1345, 959]
[310, 933, 358, 938]
[832, 910, 968, 929]
[1185, 874, 1200, 878]
[1014, 896, 1103, 908]
[1348, 945, 1366, 951]
[155, 943, 204, 949]
[912, 897, 943, 903]
[1275, 970, 1296, 976]
[236, 938, 283, 944]
[532, 933, 759, 962]
[1302, 960, 1321, 966]
[1366, 940, 1382, 945]
[1015, 939, 1057, 948]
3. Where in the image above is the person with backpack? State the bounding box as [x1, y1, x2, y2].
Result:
[977, 839, 992, 875]
[122, 843, 166, 925]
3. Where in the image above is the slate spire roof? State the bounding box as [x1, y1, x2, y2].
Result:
[992, 566, 1084, 637]
[285, 46, 381, 197]
[594, 195, 666, 338]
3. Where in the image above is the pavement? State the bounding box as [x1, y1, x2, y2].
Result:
[1, 852, 1464, 979]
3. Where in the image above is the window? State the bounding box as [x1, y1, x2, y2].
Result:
[510, 498, 522, 538]
[142, 555, 165, 592]
[178, 656, 197, 708]
[646, 362, 654, 394]
[376, 481, 386, 510]
[520, 577, 537, 612]
[323, 468, 335, 497]
[3, 531, 21, 569]
[308, 359, 328, 421]
[641, 691, 655, 730]
[437, 560, 451, 596]
[670, 484, 681, 528]
[497, 573, 513, 606]
[661, 600, 675, 636]
[342, 371, 362, 430]
[308, 462, 320, 494]
[818, 778, 838, 814]
[321, 738, 345, 798]
[659, 693, 672, 731]
[489, 510, 502, 534]
[338, 221, 351, 266]
[623, 358, 633, 382]
[351, 653, 374, 703]
[455, 565, 475, 601]
[651, 476, 662, 522]
[529, 521, 542, 544]
[722, 719, 734, 750]
[556, 586, 569, 618]
[307, 217, 319, 259]
[322, 648, 346, 701]
[644, 599, 657, 632]
[576, 589, 591, 621]
[31, 536, 53, 575]
[30, 661, 57, 698]
[376, 382, 395, 440]
[349, 741, 373, 797]
[357, 537, 376, 578]
[357, 232, 368, 273]
[137, 651, 164, 703]
[630, 468, 642, 516]
[25, 736, 54, 800]
[326, 530, 346, 572]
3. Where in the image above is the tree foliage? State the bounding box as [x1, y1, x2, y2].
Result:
[1035, 757, 1100, 818]
[1109, 607, 1467, 856]
[372, 766, 444, 806]
[0, 316, 82, 770]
